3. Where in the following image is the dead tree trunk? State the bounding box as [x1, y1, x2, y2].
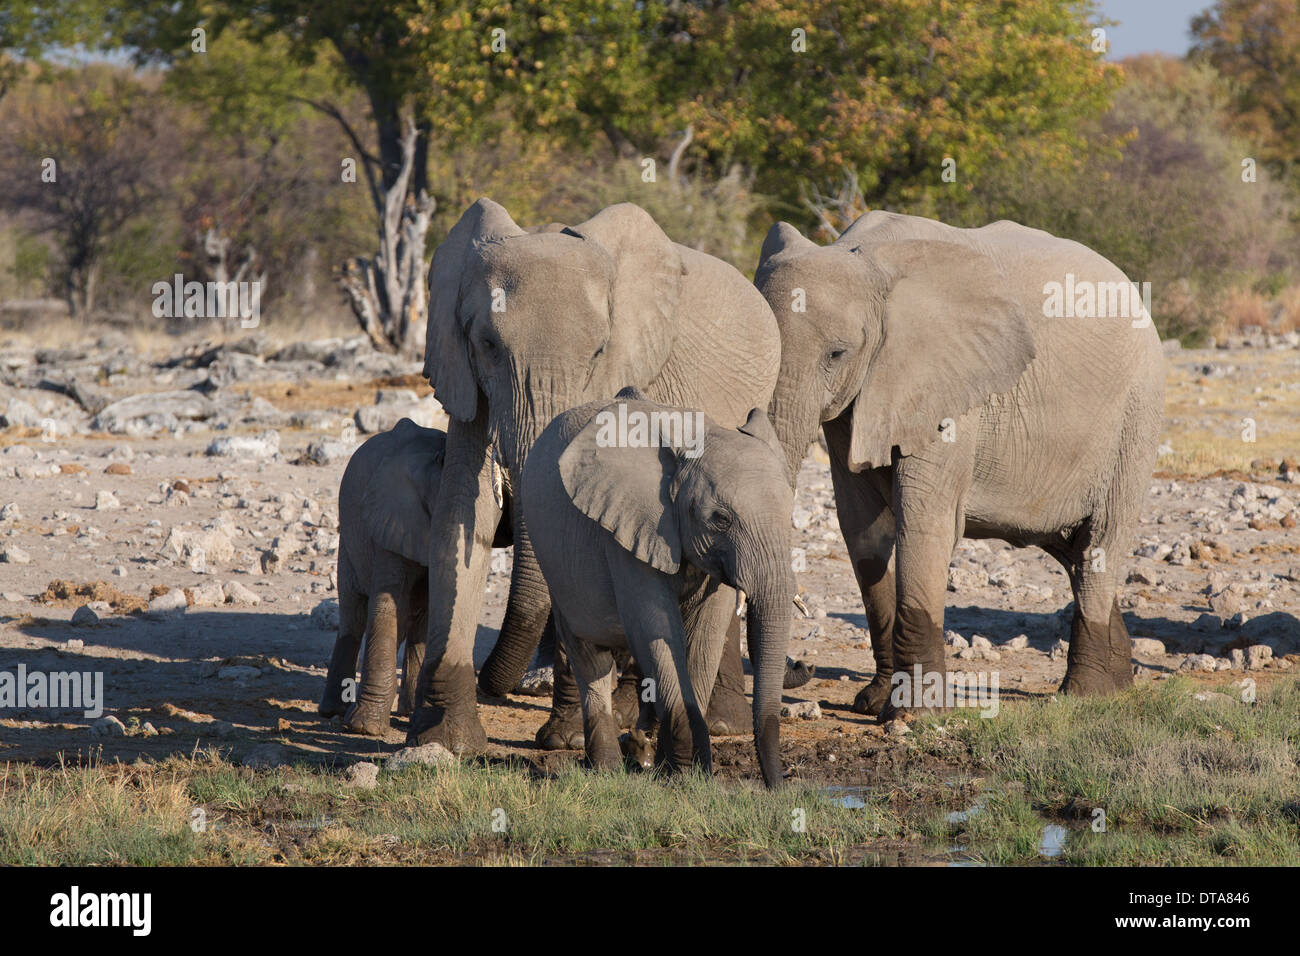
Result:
[339, 117, 434, 355]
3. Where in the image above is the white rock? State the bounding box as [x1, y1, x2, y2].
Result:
[780, 700, 821, 719]
[1130, 638, 1166, 656]
[1004, 634, 1029, 650]
[223, 580, 261, 606]
[206, 430, 280, 459]
[0, 545, 31, 565]
[146, 589, 188, 617]
[94, 490, 120, 510]
[189, 583, 226, 607]
[90, 715, 127, 737]
[388, 742, 457, 770]
[310, 599, 340, 631]
[345, 761, 380, 789]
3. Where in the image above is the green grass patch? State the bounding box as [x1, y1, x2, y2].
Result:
[913, 677, 1300, 865]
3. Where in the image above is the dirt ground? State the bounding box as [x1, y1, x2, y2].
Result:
[2, 331, 1298, 784]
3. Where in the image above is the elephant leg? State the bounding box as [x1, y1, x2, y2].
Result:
[535, 638, 586, 751]
[823, 414, 899, 716]
[319, 564, 367, 717]
[610, 646, 641, 731]
[707, 611, 749, 735]
[409, 411, 499, 752]
[681, 580, 740, 735]
[1054, 525, 1130, 696]
[611, 558, 711, 776]
[397, 572, 428, 718]
[558, 623, 621, 772]
[345, 584, 402, 736]
[878, 456, 968, 722]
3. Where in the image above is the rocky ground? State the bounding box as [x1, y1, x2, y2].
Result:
[1, 329, 1298, 781]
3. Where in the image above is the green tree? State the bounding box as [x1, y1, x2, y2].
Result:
[668, 0, 1124, 227]
[1191, 0, 1300, 192]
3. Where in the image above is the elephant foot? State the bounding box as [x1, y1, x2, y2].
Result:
[784, 657, 816, 689]
[318, 690, 347, 719]
[877, 661, 947, 723]
[406, 701, 488, 753]
[1058, 666, 1116, 697]
[706, 682, 749, 737]
[852, 673, 892, 716]
[584, 716, 623, 772]
[611, 679, 640, 731]
[620, 729, 655, 769]
[343, 700, 391, 737]
[535, 706, 585, 751]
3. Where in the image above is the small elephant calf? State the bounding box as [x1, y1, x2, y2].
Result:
[319, 418, 511, 735]
[522, 390, 795, 786]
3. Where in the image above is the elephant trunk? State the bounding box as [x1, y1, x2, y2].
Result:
[740, 573, 793, 788]
[477, 368, 570, 696]
[768, 384, 821, 490]
[477, 501, 552, 696]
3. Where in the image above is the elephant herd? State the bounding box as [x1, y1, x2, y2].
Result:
[318, 199, 1165, 787]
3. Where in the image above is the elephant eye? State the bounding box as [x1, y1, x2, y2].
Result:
[708, 509, 733, 532]
[827, 347, 846, 362]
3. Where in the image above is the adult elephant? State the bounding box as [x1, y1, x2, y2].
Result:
[754, 211, 1164, 718]
[410, 199, 782, 751]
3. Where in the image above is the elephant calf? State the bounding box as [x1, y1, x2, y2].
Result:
[319, 418, 509, 736]
[522, 390, 795, 787]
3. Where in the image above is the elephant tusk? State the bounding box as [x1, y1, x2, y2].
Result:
[490, 443, 505, 510]
[793, 594, 812, 618]
[735, 592, 746, 617]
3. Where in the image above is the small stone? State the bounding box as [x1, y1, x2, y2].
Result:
[780, 700, 821, 720]
[1245, 644, 1273, 670]
[94, 490, 121, 510]
[885, 719, 911, 737]
[0, 502, 20, 521]
[345, 761, 380, 789]
[1004, 634, 1029, 650]
[71, 603, 110, 626]
[104, 462, 131, 475]
[388, 742, 457, 770]
[90, 715, 127, 737]
[146, 589, 188, 618]
[1130, 638, 1166, 657]
[970, 635, 992, 649]
[189, 583, 226, 607]
[944, 630, 969, 649]
[217, 665, 261, 680]
[1179, 653, 1217, 672]
[242, 743, 291, 769]
[64, 638, 84, 652]
[223, 580, 261, 606]
[260, 550, 281, 574]
[310, 599, 340, 631]
[1049, 639, 1070, 660]
[0, 545, 31, 565]
[516, 666, 554, 697]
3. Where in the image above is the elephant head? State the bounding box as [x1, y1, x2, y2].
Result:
[558, 393, 795, 786]
[424, 199, 688, 694]
[753, 211, 1037, 480]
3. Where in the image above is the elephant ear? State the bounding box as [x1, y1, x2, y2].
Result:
[848, 238, 1036, 470]
[738, 406, 784, 463]
[755, 221, 817, 285]
[558, 402, 683, 575]
[563, 204, 684, 384]
[424, 198, 525, 422]
[362, 438, 444, 564]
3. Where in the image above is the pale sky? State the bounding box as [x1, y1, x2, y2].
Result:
[1095, 0, 1214, 59]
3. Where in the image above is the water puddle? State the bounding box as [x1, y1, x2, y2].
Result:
[945, 800, 985, 824]
[821, 785, 872, 809]
[1038, 824, 1068, 859]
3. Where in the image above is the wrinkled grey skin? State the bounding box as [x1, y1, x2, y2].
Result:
[319, 418, 511, 735]
[756, 212, 1164, 718]
[523, 392, 794, 787]
[411, 199, 781, 752]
